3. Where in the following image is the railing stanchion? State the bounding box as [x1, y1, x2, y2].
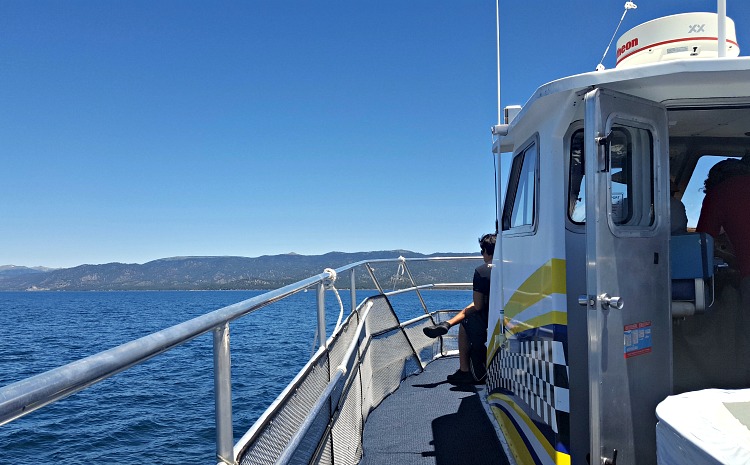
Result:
[350, 269, 357, 313]
[365, 263, 385, 295]
[400, 261, 430, 315]
[213, 322, 236, 465]
[317, 282, 327, 348]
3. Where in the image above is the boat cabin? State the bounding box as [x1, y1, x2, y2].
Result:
[487, 12, 750, 465]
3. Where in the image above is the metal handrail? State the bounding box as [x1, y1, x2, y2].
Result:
[0, 255, 481, 465]
[273, 302, 466, 464]
[0, 272, 329, 465]
[383, 282, 474, 297]
[274, 300, 375, 465]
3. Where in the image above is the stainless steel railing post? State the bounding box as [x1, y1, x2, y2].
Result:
[213, 322, 236, 465]
[365, 263, 385, 295]
[350, 268, 357, 313]
[400, 261, 430, 315]
[317, 282, 326, 348]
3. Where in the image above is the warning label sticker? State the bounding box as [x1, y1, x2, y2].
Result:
[624, 321, 652, 358]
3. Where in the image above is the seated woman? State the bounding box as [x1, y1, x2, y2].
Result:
[696, 157, 750, 306]
[692, 157, 750, 387]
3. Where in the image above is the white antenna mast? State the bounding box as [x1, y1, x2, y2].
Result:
[496, 0, 501, 125]
[596, 2, 638, 71]
[491, 0, 507, 136]
[718, 0, 727, 57]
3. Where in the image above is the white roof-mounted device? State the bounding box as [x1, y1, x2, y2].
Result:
[615, 12, 739, 68]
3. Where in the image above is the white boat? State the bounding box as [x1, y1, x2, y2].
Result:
[3, 4, 750, 465]
[486, 4, 750, 465]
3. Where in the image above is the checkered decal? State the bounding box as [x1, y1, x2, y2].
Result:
[488, 340, 570, 434]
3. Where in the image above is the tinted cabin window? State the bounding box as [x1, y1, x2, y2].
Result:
[610, 125, 654, 228]
[502, 142, 537, 231]
[567, 126, 654, 228]
[569, 130, 585, 223]
[682, 155, 736, 228]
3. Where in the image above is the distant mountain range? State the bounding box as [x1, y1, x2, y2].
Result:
[0, 251, 480, 291]
[0, 265, 56, 276]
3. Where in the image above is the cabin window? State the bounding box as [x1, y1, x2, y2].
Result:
[681, 155, 738, 228]
[567, 126, 654, 228]
[568, 130, 585, 223]
[610, 125, 655, 228]
[502, 141, 537, 231]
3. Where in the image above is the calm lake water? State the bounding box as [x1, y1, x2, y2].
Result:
[0, 289, 469, 464]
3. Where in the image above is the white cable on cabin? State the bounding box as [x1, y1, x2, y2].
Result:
[596, 2, 638, 71]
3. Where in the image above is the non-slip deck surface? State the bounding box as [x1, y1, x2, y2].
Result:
[360, 356, 510, 465]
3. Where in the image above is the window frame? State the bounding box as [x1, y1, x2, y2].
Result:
[565, 120, 657, 235]
[606, 118, 658, 236]
[501, 135, 540, 236]
[566, 125, 586, 228]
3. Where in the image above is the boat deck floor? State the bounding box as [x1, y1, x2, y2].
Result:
[360, 356, 510, 465]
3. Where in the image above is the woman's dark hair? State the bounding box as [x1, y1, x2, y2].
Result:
[703, 158, 750, 193]
[479, 233, 497, 256]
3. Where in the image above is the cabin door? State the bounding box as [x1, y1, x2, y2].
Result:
[583, 88, 671, 465]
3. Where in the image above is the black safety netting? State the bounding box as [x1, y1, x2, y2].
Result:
[237, 294, 458, 465]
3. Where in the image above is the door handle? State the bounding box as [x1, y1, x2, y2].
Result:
[599, 293, 624, 310]
[595, 131, 612, 172]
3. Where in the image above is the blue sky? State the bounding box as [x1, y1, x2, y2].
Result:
[2, 1, 749, 268]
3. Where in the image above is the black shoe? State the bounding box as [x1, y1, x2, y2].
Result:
[446, 369, 477, 385]
[423, 321, 451, 338]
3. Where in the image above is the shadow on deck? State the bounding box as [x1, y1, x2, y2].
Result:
[360, 356, 510, 465]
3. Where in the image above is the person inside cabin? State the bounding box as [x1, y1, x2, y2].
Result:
[670, 179, 688, 235]
[422, 233, 496, 384]
[695, 157, 750, 309]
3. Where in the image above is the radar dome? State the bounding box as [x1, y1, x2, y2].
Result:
[615, 12, 739, 68]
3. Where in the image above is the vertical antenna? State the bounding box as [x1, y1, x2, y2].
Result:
[718, 0, 727, 57]
[493, 0, 506, 345]
[494, 0, 501, 234]
[496, 0, 501, 125]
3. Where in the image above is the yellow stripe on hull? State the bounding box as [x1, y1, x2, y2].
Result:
[489, 393, 571, 465]
[504, 258, 567, 321]
[488, 258, 567, 358]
